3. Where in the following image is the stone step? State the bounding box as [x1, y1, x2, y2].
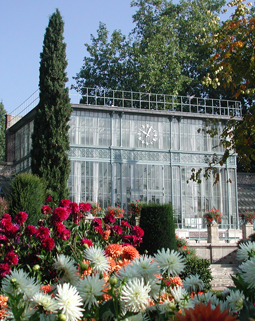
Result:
[210, 264, 238, 290]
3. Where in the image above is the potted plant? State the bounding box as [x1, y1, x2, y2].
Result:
[239, 211, 255, 225]
[128, 200, 146, 225]
[204, 208, 222, 226]
[86, 201, 101, 217]
[105, 206, 125, 218]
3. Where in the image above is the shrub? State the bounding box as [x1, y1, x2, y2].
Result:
[8, 173, 46, 225]
[249, 233, 255, 242]
[180, 256, 213, 291]
[139, 203, 177, 255]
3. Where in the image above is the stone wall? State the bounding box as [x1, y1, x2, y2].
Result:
[188, 243, 238, 264]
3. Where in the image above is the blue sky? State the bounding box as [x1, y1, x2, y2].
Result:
[0, 0, 236, 115]
[0, 1, 136, 114]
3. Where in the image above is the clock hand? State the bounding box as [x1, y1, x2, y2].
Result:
[146, 127, 152, 137]
[139, 129, 147, 135]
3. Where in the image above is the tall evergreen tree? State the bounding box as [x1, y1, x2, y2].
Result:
[0, 102, 6, 161]
[31, 9, 72, 202]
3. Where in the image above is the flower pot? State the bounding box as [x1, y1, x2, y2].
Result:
[207, 221, 219, 244]
[242, 222, 254, 239]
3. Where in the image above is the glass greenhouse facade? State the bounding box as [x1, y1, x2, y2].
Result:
[6, 88, 242, 229]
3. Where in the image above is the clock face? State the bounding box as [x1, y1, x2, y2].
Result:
[138, 124, 158, 145]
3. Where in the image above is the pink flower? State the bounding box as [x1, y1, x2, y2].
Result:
[122, 235, 142, 246]
[68, 202, 79, 214]
[4, 251, 19, 265]
[51, 207, 69, 223]
[112, 225, 123, 235]
[5, 224, 19, 239]
[2, 214, 11, 221]
[41, 205, 52, 215]
[0, 218, 13, 231]
[60, 228, 71, 241]
[14, 212, 28, 225]
[0, 263, 11, 278]
[46, 195, 53, 203]
[59, 199, 71, 208]
[79, 202, 91, 213]
[81, 238, 93, 247]
[94, 226, 103, 235]
[91, 218, 102, 227]
[41, 237, 55, 251]
[54, 222, 66, 236]
[0, 235, 8, 244]
[103, 213, 115, 224]
[36, 226, 50, 241]
[25, 225, 37, 237]
[121, 220, 131, 228]
[132, 226, 144, 238]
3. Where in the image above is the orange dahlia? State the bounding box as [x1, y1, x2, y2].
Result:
[166, 276, 183, 288]
[102, 230, 111, 240]
[107, 256, 117, 273]
[115, 258, 131, 272]
[0, 295, 8, 320]
[105, 244, 123, 259]
[121, 245, 140, 261]
[40, 284, 52, 294]
[102, 286, 112, 301]
[174, 302, 238, 321]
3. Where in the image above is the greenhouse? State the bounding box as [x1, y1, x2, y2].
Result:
[5, 88, 242, 229]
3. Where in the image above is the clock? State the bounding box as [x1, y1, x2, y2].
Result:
[138, 124, 157, 145]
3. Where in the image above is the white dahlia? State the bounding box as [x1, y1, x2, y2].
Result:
[170, 285, 194, 309]
[2, 268, 40, 301]
[239, 256, 255, 289]
[77, 274, 105, 309]
[183, 274, 205, 293]
[32, 292, 58, 313]
[120, 278, 151, 313]
[132, 255, 160, 282]
[236, 241, 255, 261]
[154, 248, 186, 277]
[53, 254, 79, 286]
[55, 283, 84, 321]
[226, 289, 245, 313]
[84, 246, 110, 274]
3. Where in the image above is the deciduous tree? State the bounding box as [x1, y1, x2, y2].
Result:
[201, 0, 255, 174]
[73, 0, 228, 99]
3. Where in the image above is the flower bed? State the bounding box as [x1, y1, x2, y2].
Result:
[0, 199, 255, 320]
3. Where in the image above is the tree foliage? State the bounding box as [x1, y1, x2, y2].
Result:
[200, 0, 255, 173]
[0, 102, 6, 161]
[73, 0, 229, 99]
[31, 9, 72, 202]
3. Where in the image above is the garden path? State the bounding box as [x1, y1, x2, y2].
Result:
[210, 264, 238, 290]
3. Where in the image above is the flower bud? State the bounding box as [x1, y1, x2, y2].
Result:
[33, 264, 40, 272]
[58, 314, 66, 321]
[80, 262, 88, 271]
[109, 276, 118, 286]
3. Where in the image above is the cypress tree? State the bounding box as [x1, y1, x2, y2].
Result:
[31, 9, 72, 202]
[0, 102, 6, 161]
